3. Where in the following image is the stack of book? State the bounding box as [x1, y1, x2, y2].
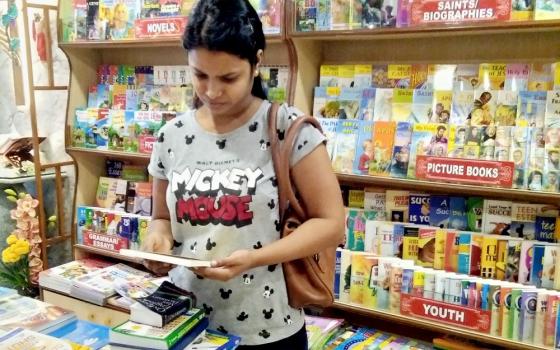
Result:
[38, 258, 114, 294]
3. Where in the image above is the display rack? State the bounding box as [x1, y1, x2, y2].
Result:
[59, 0, 560, 347]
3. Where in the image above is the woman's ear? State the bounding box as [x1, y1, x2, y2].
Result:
[256, 49, 264, 68]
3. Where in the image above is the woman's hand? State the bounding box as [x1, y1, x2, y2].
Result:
[141, 220, 175, 276]
[191, 250, 255, 282]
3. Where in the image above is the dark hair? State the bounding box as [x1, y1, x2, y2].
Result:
[183, 0, 267, 106]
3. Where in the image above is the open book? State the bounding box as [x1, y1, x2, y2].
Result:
[119, 249, 212, 267]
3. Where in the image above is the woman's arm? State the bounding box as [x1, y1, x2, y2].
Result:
[200, 144, 345, 281]
[142, 178, 175, 275]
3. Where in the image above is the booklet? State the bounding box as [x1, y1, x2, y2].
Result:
[119, 249, 213, 267]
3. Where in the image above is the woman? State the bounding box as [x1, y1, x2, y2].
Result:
[142, 0, 345, 348]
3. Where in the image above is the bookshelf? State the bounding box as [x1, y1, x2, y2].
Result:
[330, 302, 552, 350]
[59, 0, 560, 347]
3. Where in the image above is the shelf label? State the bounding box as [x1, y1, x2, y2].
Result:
[139, 135, 157, 154]
[415, 156, 514, 187]
[410, 0, 511, 25]
[401, 294, 491, 332]
[83, 230, 128, 251]
[135, 17, 188, 39]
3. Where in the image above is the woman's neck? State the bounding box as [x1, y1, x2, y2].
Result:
[196, 96, 263, 134]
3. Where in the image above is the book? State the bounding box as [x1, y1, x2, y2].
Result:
[95, 176, 128, 211]
[0, 328, 74, 349]
[353, 120, 374, 175]
[185, 329, 242, 349]
[429, 195, 450, 228]
[448, 196, 467, 230]
[120, 249, 213, 267]
[369, 121, 396, 176]
[517, 91, 547, 127]
[408, 193, 430, 225]
[39, 258, 114, 294]
[48, 319, 110, 349]
[110, 309, 206, 350]
[385, 190, 409, 223]
[332, 119, 361, 173]
[481, 199, 512, 235]
[349, 253, 377, 307]
[391, 88, 413, 121]
[389, 122, 412, 178]
[0, 294, 76, 334]
[466, 197, 483, 232]
[131, 281, 196, 327]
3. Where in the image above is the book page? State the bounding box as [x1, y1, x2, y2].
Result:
[120, 249, 212, 267]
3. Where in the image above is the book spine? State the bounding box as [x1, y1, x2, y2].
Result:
[166, 310, 205, 347]
[162, 305, 189, 326]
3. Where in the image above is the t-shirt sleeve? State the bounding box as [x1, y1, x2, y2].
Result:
[277, 104, 326, 167]
[147, 129, 168, 180]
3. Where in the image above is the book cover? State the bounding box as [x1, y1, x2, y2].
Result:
[519, 289, 538, 343]
[359, 87, 376, 120]
[496, 238, 508, 280]
[417, 227, 436, 267]
[506, 239, 522, 282]
[319, 65, 339, 87]
[391, 88, 413, 122]
[338, 65, 356, 88]
[544, 295, 560, 346]
[349, 252, 377, 307]
[373, 88, 394, 121]
[535, 216, 556, 242]
[186, 329, 241, 350]
[354, 64, 372, 88]
[469, 90, 498, 126]
[348, 190, 365, 209]
[481, 236, 498, 279]
[373, 257, 399, 310]
[479, 63, 507, 90]
[410, 89, 433, 123]
[495, 91, 519, 126]
[519, 241, 536, 284]
[313, 86, 341, 118]
[531, 244, 547, 287]
[0, 328, 73, 349]
[353, 120, 374, 175]
[345, 209, 366, 251]
[0, 295, 76, 333]
[338, 87, 362, 118]
[533, 290, 551, 345]
[535, 0, 560, 19]
[453, 64, 480, 91]
[407, 123, 442, 178]
[500, 285, 514, 339]
[369, 121, 396, 176]
[48, 319, 109, 349]
[402, 236, 419, 262]
[377, 222, 395, 257]
[408, 193, 430, 225]
[317, 118, 339, 160]
[466, 197, 483, 232]
[448, 196, 467, 230]
[504, 63, 530, 91]
[545, 90, 560, 128]
[430, 90, 452, 123]
[469, 234, 483, 276]
[529, 63, 554, 91]
[385, 190, 409, 223]
[481, 199, 512, 235]
[389, 122, 412, 178]
[372, 65, 389, 88]
[517, 91, 547, 127]
[443, 230, 459, 272]
[429, 195, 450, 228]
[95, 177, 127, 211]
[363, 188, 386, 219]
[387, 64, 411, 89]
[338, 249, 352, 303]
[332, 119, 361, 173]
[433, 229, 447, 270]
[450, 90, 474, 125]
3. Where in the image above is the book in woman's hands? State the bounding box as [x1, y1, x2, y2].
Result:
[119, 249, 213, 267]
[131, 281, 197, 327]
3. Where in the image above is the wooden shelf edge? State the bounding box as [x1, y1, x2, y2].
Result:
[67, 147, 150, 161]
[40, 286, 130, 314]
[289, 19, 560, 41]
[331, 301, 551, 350]
[59, 34, 284, 49]
[74, 244, 143, 265]
[336, 173, 560, 205]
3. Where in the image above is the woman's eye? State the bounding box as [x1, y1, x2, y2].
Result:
[222, 77, 237, 83]
[194, 73, 207, 79]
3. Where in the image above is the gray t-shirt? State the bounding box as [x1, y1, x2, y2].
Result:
[147, 100, 325, 345]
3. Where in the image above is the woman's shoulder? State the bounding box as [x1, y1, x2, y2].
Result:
[273, 102, 307, 130]
[158, 109, 194, 135]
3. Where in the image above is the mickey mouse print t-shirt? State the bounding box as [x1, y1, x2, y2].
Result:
[147, 100, 325, 345]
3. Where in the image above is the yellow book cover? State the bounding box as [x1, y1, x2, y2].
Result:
[496, 238, 508, 280]
[479, 63, 507, 90]
[338, 65, 356, 87]
[431, 91, 452, 123]
[385, 190, 410, 222]
[481, 236, 498, 279]
[392, 89, 414, 122]
[388, 64, 412, 88]
[554, 62, 560, 90]
[349, 252, 377, 307]
[444, 230, 459, 272]
[319, 65, 339, 87]
[348, 190, 365, 208]
[369, 121, 396, 177]
[402, 236, 419, 261]
[529, 63, 554, 91]
[433, 229, 447, 270]
[410, 64, 429, 89]
[417, 227, 436, 268]
[511, 5, 533, 21]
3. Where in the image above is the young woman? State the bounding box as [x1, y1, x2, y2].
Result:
[142, 0, 345, 348]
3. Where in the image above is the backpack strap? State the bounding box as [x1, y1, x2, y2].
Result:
[267, 102, 323, 221]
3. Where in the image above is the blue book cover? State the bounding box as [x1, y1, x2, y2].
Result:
[517, 91, 547, 127]
[76, 206, 88, 244]
[316, 0, 331, 31]
[411, 89, 433, 123]
[334, 249, 341, 299]
[393, 223, 405, 258]
[408, 194, 430, 225]
[332, 119, 361, 174]
[457, 232, 472, 275]
[48, 319, 109, 349]
[447, 197, 467, 230]
[530, 245, 546, 288]
[390, 122, 413, 178]
[338, 87, 362, 119]
[353, 120, 374, 175]
[359, 87, 376, 120]
[535, 216, 556, 242]
[429, 195, 450, 228]
[317, 118, 339, 161]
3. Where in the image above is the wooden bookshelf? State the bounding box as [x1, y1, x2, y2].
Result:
[331, 302, 552, 350]
[74, 244, 143, 265]
[337, 173, 560, 205]
[67, 147, 151, 161]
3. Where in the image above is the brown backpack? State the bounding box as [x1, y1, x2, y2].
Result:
[267, 102, 336, 309]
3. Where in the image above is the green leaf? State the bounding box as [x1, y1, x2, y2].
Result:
[6, 196, 17, 203]
[18, 192, 26, 199]
[48, 215, 57, 222]
[1, 14, 10, 27]
[4, 189, 17, 197]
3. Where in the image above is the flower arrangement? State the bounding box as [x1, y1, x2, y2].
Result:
[0, 188, 54, 296]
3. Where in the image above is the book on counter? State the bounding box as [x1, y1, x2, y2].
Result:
[39, 258, 114, 294]
[0, 328, 74, 349]
[120, 249, 213, 267]
[109, 308, 206, 350]
[131, 281, 197, 327]
[0, 294, 76, 334]
[70, 263, 153, 305]
[185, 329, 242, 350]
[48, 319, 110, 350]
